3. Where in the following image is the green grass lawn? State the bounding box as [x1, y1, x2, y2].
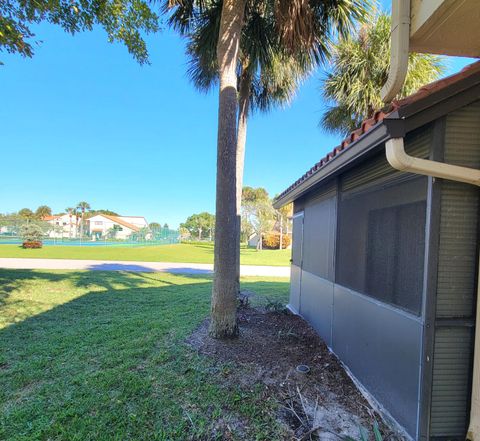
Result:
[0, 243, 290, 266]
[0, 269, 290, 440]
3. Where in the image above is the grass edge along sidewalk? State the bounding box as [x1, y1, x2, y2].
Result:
[0, 242, 290, 267]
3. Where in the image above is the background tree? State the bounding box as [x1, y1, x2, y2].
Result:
[85, 209, 119, 218]
[241, 186, 274, 250]
[275, 202, 293, 249]
[180, 212, 215, 241]
[65, 207, 75, 239]
[35, 205, 52, 219]
[74, 208, 80, 237]
[163, 223, 169, 229]
[149, 222, 162, 231]
[77, 201, 91, 239]
[320, 12, 445, 135]
[106, 224, 122, 240]
[51, 223, 65, 240]
[0, 213, 23, 236]
[179, 226, 191, 241]
[20, 222, 45, 244]
[0, 0, 160, 65]
[167, 0, 369, 338]
[133, 226, 150, 241]
[18, 208, 34, 219]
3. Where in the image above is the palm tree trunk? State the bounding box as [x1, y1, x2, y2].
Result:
[210, 0, 246, 339]
[235, 67, 251, 290]
[80, 209, 85, 239]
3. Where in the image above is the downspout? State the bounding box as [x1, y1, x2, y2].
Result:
[386, 138, 480, 186]
[385, 138, 480, 440]
[381, 0, 411, 103]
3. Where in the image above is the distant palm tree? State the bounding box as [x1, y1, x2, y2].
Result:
[77, 202, 91, 239]
[320, 13, 445, 135]
[65, 207, 75, 239]
[167, 0, 369, 339]
[35, 205, 52, 219]
[18, 208, 34, 219]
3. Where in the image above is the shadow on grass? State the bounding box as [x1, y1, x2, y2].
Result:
[187, 243, 215, 252]
[0, 270, 289, 440]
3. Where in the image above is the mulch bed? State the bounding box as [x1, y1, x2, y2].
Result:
[187, 303, 401, 440]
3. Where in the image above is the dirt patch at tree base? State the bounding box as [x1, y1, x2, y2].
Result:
[187, 305, 403, 440]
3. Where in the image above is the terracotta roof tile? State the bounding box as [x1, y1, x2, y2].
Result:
[276, 61, 480, 202]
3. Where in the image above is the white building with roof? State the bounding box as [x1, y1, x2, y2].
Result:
[87, 214, 148, 240]
[44, 214, 80, 238]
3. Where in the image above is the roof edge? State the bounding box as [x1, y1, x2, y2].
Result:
[273, 120, 404, 208]
[274, 61, 480, 208]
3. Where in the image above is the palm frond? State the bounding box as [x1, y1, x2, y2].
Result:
[319, 12, 445, 134]
[185, 0, 222, 91]
[163, 0, 213, 35]
[320, 105, 359, 136]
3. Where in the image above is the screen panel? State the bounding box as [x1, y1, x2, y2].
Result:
[302, 195, 336, 280]
[336, 177, 428, 315]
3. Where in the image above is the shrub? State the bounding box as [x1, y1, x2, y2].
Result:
[20, 222, 45, 241]
[265, 298, 287, 313]
[262, 232, 291, 249]
[22, 240, 42, 249]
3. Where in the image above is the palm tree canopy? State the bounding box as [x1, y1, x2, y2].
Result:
[167, 0, 370, 67]
[77, 202, 91, 211]
[320, 13, 445, 136]
[185, 0, 316, 113]
[18, 208, 34, 219]
[35, 205, 52, 219]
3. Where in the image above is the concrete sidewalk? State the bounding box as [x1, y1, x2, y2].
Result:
[0, 258, 290, 277]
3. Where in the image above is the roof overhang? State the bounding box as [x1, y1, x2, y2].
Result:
[410, 0, 480, 57]
[274, 67, 480, 209]
[273, 120, 404, 209]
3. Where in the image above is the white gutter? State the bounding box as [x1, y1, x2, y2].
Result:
[385, 138, 480, 440]
[381, 0, 411, 103]
[386, 138, 480, 186]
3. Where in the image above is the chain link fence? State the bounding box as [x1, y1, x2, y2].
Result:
[0, 218, 179, 247]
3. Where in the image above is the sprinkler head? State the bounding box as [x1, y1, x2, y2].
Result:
[295, 364, 310, 374]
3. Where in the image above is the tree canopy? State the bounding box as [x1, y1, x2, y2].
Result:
[185, 1, 314, 114]
[85, 209, 119, 219]
[241, 186, 274, 249]
[0, 0, 160, 64]
[149, 222, 162, 231]
[180, 212, 215, 240]
[320, 12, 445, 135]
[35, 205, 52, 219]
[18, 208, 34, 219]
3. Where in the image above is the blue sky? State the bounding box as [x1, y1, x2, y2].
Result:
[0, 11, 475, 228]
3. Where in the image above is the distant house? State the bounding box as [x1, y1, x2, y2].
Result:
[44, 214, 79, 238]
[87, 214, 148, 240]
[273, 63, 480, 440]
[247, 233, 261, 248]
